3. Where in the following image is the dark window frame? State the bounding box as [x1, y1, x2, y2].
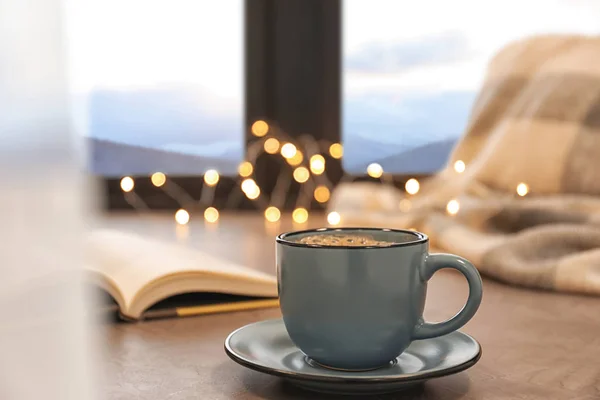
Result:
[102, 0, 423, 211]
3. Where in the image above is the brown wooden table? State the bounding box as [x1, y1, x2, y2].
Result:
[100, 212, 600, 400]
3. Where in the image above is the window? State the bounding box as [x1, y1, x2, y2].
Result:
[343, 0, 600, 174]
[66, 0, 244, 177]
[82, 0, 600, 210]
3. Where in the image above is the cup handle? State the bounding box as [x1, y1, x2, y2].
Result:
[412, 253, 483, 340]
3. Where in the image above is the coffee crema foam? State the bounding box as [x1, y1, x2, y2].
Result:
[295, 234, 394, 247]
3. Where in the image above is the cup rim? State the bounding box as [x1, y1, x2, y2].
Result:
[276, 227, 428, 249]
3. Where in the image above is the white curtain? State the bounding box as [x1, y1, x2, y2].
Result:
[0, 1, 97, 399]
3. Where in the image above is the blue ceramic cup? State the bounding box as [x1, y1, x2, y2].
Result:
[276, 227, 483, 371]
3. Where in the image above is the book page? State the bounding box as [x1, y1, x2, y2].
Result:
[86, 229, 276, 310]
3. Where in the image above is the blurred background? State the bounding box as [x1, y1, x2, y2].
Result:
[67, 0, 600, 214]
[3, 1, 600, 399]
[70, 0, 600, 174]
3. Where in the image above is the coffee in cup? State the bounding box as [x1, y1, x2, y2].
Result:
[294, 233, 394, 247]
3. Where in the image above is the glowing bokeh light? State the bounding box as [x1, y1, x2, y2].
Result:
[367, 163, 383, 178]
[517, 182, 529, 197]
[120, 176, 134, 192]
[286, 151, 303, 166]
[150, 172, 166, 187]
[264, 138, 280, 154]
[264, 206, 281, 222]
[329, 143, 343, 159]
[203, 169, 220, 186]
[313, 186, 331, 203]
[454, 160, 466, 173]
[251, 120, 269, 137]
[281, 143, 297, 159]
[293, 167, 310, 183]
[292, 207, 309, 223]
[327, 211, 341, 226]
[241, 178, 260, 200]
[405, 178, 420, 195]
[310, 154, 326, 175]
[446, 199, 460, 215]
[204, 207, 219, 223]
[238, 161, 253, 178]
[175, 209, 190, 225]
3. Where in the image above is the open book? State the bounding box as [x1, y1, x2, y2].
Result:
[87, 229, 278, 321]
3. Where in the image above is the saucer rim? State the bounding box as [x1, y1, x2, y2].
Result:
[224, 318, 482, 384]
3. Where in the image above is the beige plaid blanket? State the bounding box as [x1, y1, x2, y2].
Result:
[330, 35, 600, 296]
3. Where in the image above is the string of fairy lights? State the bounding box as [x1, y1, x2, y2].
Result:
[118, 120, 531, 226]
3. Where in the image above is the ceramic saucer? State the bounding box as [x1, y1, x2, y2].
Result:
[224, 319, 482, 395]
